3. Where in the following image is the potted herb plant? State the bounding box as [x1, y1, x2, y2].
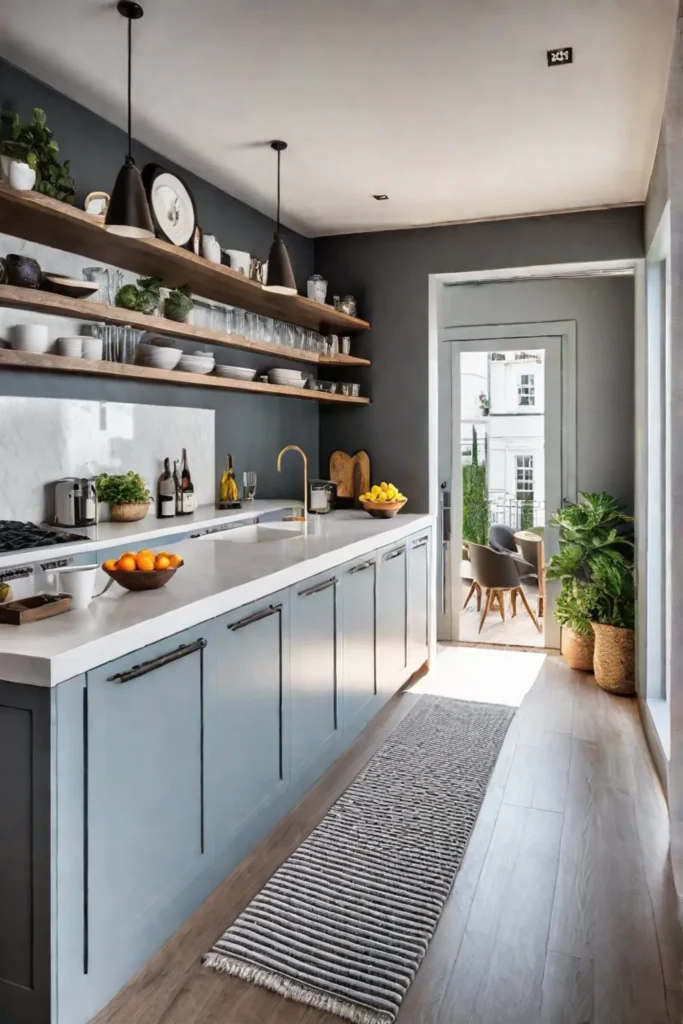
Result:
[164, 284, 193, 323]
[587, 550, 636, 695]
[95, 471, 152, 523]
[0, 107, 75, 202]
[546, 492, 634, 678]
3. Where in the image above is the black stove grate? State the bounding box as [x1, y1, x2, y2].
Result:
[0, 520, 88, 554]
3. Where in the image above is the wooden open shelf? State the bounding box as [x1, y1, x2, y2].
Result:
[0, 349, 371, 405]
[0, 184, 370, 335]
[0, 286, 370, 368]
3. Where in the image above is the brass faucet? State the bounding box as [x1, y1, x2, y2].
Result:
[277, 445, 308, 525]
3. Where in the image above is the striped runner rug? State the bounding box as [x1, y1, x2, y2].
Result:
[204, 695, 515, 1024]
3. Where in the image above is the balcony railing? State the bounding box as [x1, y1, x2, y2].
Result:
[462, 495, 546, 545]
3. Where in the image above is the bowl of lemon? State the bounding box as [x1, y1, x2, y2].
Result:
[102, 549, 184, 591]
[359, 483, 407, 519]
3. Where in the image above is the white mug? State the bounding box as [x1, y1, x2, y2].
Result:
[201, 234, 222, 264]
[49, 565, 111, 610]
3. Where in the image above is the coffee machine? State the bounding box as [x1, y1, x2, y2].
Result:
[53, 478, 99, 527]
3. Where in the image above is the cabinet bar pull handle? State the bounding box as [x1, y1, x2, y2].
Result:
[412, 536, 429, 548]
[348, 560, 375, 575]
[108, 638, 207, 682]
[228, 603, 283, 631]
[383, 546, 406, 562]
[298, 577, 338, 597]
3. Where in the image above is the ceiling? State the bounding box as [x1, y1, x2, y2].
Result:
[1, 0, 677, 237]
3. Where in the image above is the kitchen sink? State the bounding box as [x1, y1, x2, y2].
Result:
[205, 523, 306, 544]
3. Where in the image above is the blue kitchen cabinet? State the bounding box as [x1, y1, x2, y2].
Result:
[376, 539, 408, 696]
[289, 570, 339, 779]
[82, 626, 206, 1018]
[204, 591, 290, 858]
[340, 553, 377, 736]
[408, 528, 431, 672]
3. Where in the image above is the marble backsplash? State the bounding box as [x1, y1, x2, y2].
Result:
[0, 396, 215, 523]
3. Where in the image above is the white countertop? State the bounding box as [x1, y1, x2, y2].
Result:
[0, 500, 297, 570]
[0, 512, 433, 687]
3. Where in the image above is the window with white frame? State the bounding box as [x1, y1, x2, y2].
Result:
[518, 373, 535, 406]
[516, 455, 534, 500]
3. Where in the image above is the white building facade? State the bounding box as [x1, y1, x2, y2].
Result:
[460, 350, 545, 528]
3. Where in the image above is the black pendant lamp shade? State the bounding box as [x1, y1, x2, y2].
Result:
[105, 1, 154, 238]
[264, 141, 297, 295]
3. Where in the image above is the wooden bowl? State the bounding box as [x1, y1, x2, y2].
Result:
[103, 564, 181, 591]
[360, 498, 407, 519]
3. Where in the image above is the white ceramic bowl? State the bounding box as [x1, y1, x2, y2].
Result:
[178, 355, 214, 375]
[214, 365, 257, 381]
[268, 371, 307, 388]
[11, 324, 50, 353]
[82, 337, 104, 361]
[56, 336, 83, 357]
[146, 349, 182, 371]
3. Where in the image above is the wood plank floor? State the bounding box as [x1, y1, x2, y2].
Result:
[93, 649, 682, 1024]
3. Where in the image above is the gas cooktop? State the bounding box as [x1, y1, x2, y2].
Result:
[0, 520, 88, 554]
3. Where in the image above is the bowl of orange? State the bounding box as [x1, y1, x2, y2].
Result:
[102, 549, 184, 591]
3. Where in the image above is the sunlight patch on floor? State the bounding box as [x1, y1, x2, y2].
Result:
[411, 644, 546, 708]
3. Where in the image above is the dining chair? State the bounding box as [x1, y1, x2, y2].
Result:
[468, 542, 542, 634]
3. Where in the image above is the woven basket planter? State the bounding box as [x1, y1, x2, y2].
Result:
[109, 502, 150, 523]
[561, 628, 594, 672]
[591, 622, 636, 695]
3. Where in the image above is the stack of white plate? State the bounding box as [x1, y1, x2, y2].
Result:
[268, 368, 307, 389]
[214, 365, 257, 382]
[137, 341, 181, 370]
[178, 352, 215, 375]
[10, 324, 50, 353]
[56, 336, 83, 358]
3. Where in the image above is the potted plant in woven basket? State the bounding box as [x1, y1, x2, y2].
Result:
[546, 492, 633, 678]
[95, 471, 152, 523]
[587, 549, 636, 695]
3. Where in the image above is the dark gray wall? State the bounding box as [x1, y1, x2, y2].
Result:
[315, 207, 644, 511]
[440, 276, 635, 509]
[0, 58, 317, 498]
[645, 125, 668, 250]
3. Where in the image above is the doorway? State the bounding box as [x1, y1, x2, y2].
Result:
[438, 324, 577, 649]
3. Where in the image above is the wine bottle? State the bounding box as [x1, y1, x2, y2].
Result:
[180, 447, 196, 514]
[156, 458, 175, 518]
[173, 460, 182, 516]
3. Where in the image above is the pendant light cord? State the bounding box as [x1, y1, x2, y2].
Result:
[276, 147, 281, 236]
[127, 14, 133, 160]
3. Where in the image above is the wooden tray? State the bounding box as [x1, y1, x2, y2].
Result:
[0, 593, 71, 625]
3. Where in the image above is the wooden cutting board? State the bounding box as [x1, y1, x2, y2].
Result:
[330, 450, 371, 500]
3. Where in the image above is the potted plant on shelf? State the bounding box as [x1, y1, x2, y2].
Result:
[0, 107, 75, 202]
[95, 471, 152, 523]
[546, 492, 634, 679]
[164, 284, 193, 323]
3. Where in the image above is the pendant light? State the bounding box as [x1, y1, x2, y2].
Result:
[105, 1, 155, 238]
[264, 140, 297, 295]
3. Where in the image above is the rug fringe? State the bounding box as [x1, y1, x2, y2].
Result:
[202, 952, 393, 1024]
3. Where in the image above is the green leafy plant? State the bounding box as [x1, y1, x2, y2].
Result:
[546, 491, 634, 635]
[164, 284, 193, 323]
[520, 498, 534, 531]
[1, 107, 75, 203]
[115, 277, 163, 315]
[462, 426, 489, 545]
[478, 392, 490, 416]
[95, 471, 151, 507]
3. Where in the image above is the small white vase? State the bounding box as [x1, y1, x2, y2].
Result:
[8, 159, 36, 192]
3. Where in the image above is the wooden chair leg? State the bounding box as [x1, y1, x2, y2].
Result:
[538, 594, 545, 618]
[479, 589, 494, 634]
[498, 590, 506, 622]
[463, 580, 477, 610]
[511, 588, 518, 617]
[519, 587, 542, 633]
[476, 583, 482, 611]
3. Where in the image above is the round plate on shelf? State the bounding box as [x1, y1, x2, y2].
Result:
[142, 164, 197, 248]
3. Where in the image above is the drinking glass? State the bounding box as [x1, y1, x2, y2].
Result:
[341, 336, 351, 355]
[245, 312, 258, 341]
[230, 307, 246, 337]
[211, 305, 227, 333]
[243, 471, 257, 501]
[82, 267, 110, 305]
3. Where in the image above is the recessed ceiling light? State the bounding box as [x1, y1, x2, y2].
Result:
[372, 194, 389, 201]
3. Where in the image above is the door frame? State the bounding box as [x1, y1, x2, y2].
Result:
[427, 258, 645, 673]
[439, 324, 577, 648]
